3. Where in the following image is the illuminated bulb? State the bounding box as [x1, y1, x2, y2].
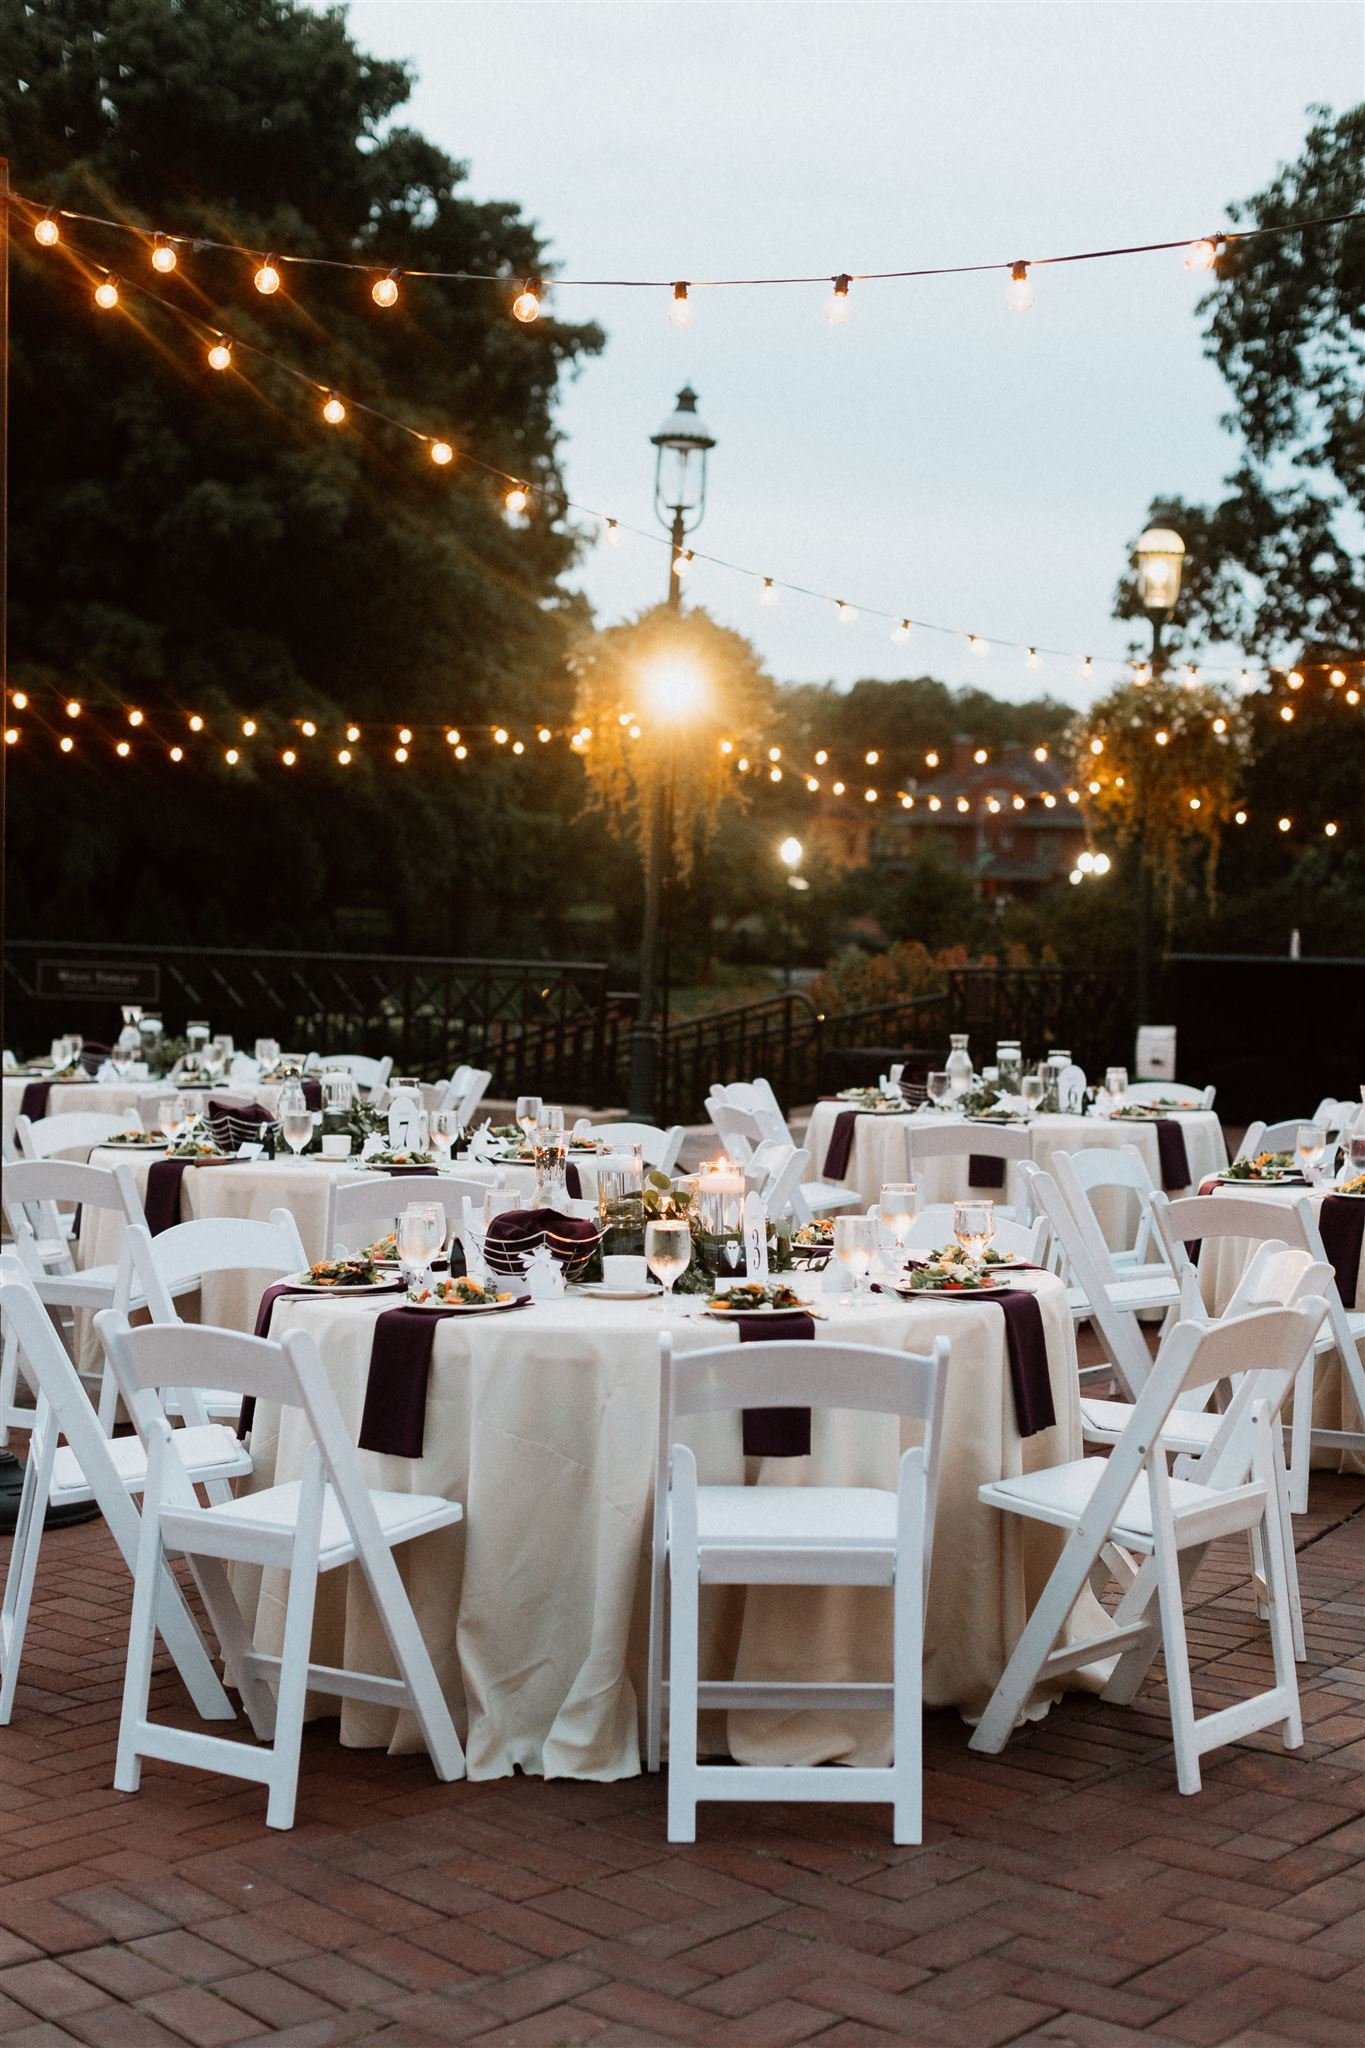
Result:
[445, 728, 460, 745]
[1115, 776, 1126, 788]
[1012, 795, 1025, 810]
[511, 279, 542, 323]
[241, 718, 257, 737]
[759, 577, 778, 606]
[673, 550, 695, 578]
[836, 601, 857, 624]
[1089, 738, 1103, 755]
[893, 620, 911, 645]
[494, 727, 508, 745]
[94, 277, 120, 310]
[322, 392, 346, 426]
[207, 339, 232, 371]
[1005, 260, 1034, 312]
[1181, 664, 1199, 685]
[345, 724, 360, 742]
[604, 518, 622, 545]
[987, 798, 1000, 813]
[1154, 729, 1169, 746]
[968, 635, 988, 657]
[1325, 821, 1338, 837]
[4, 728, 17, 745]
[254, 257, 281, 295]
[151, 236, 177, 274]
[1329, 668, 1345, 687]
[925, 750, 939, 768]
[429, 440, 454, 466]
[455, 743, 468, 759]
[1133, 662, 1152, 684]
[398, 728, 413, 745]
[1080, 656, 1094, 680]
[862, 787, 876, 801]
[225, 747, 239, 765]
[394, 746, 408, 762]
[1088, 780, 1101, 795]
[825, 273, 852, 324]
[1348, 690, 1361, 705]
[1185, 237, 1219, 271]
[737, 756, 750, 773]
[337, 748, 354, 767]
[126, 709, 143, 727]
[814, 749, 828, 765]
[34, 213, 59, 247]
[512, 740, 525, 755]
[1043, 792, 1056, 808]
[618, 712, 632, 727]
[60, 735, 74, 753]
[169, 745, 183, 762]
[1278, 816, 1291, 832]
[806, 777, 819, 792]
[1238, 668, 1253, 690]
[1078, 852, 1096, 874]
[1287, 669, 1303, 688]
[973, 747, 988, 764]
[301, 720, 317, 738]
[832, 779, 845, 795]
[1067, 789, 1080, 803]
[668, 281, 692, 326]
[505, 483, 529, 514]
[66, 699, 82, 718]
[768, 746, 781, 762]
[536, 726, 552, 744]
[11, 691, 27, 710]
[1280, 705, 1294, 722]
[770, 767, 782, 783]
[957, 797, 970, 813]
[116, 740, 131, 757]
[1033, 745, 1048, 762]
[865, 750, 878, 765]
[1212, 716, 1227, 734]
[719, 738, 733, 755]
[1069, 870, 1084, 886]
[628, 724, 642, 741]
[189, 714, 204, 732]
[928, 795, 941, 812]
[1234, 809, 1247, 824]
[1189, 797, 1201, 810]
[1026, 648, 1041, 671]
[371, 271, 400, 308]
[282, 749, 296, 766]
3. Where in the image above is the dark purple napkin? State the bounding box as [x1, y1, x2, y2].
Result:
[78, 1043, 110, 1077]
[237, 1277, 402, 1435]
[208, 1097, 273, 1126]
[19, 1081, 52, 1122]
[926, 1288, 1056, 1437]
[736, 1310, 816, 1457]
[1154, 1119, 1192, 1192]
[566, 1161, 583, 1200]
[967, 1154, 1008, 1189]
[1318, 1196, 1365, 1310]
[302, 1080, 322, 1111]
[484, 1208, 601, 1276]
[143, 1157, 189, 1235]
[822, 1109, 860, 1180]
[359, 1307, 448, 1457]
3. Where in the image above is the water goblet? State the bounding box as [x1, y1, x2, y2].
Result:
[878, 1181, 919, 1259]
[1104, 1066, 1129, 1110]
[279, 1085, 314, 1159]
[515, 1095, 543, 1147]
[925, 1070, 952, 1111]
[953, 1199, 995, 1264]
[158, 1093, 190, 1142]
[833, 1214, 879, 1303]
[1347, 1131, 1365, 1174]
[1295, 1124, 1326, 1183]
[1019, 1071, 1045, 1113]
[429, 1111, 457, 1166]
[645, 1219, 691, 1308]
[254, 1038, 280, 1071]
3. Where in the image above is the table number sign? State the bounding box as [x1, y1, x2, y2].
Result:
[743, 1192, 769, 1282]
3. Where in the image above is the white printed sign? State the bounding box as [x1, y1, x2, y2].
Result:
[743, 1193, 769, 1282]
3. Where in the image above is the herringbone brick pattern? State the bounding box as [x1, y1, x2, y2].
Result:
[1, 1471, 1361, 2048]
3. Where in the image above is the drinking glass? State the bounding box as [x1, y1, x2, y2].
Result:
[1295, 1124, 1326, 1181]
[1020, 1072, 1045, 1112]
[158, 1093, 190, 1141]
[392, 1077, 422, 1101]
[255, 1038, 280, 1070]
[279, 1085, 314, 1158]
[483, 1188, 519, 1230]
[878, 1181, 919, 1255]
[954, 1200, 995, 1262]
[140, 1011, 163, 1040]
[515, 1095, 543, 1145]
[833, 1214, 879, 1302]
[429, 1111, 457, 1165]
[50, 1036, 71, 1068]
[1104, 1066, 1129, 1109]
[211, 1033, 234, 1062]
[186, 1019, 210, 1047]
[398, 1202, 442, 1282]
[1347, 1132, 1365, 1174]
[645, 1220, 691, 1306]
[926, 1070, 952, 1110]
[322, 1069, 356, 1115]
[540, 1104, 565, 1133]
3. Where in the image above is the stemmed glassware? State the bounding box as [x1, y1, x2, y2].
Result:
[398, 1201, 444, 1287]
[429, 1111, 458, 1166]
[953, 1199, 995, 1262]
[1295, 1124, 1326, 1183]
[645, 1220, 691, 1308]
[158, 1093, 192, 1143]
[515, 1095, 543, 1148]
[925, 1071, 952, 1111]
[1104, 1066, 1129, 1110]
[278, 1083, 315, 1158]
[1346, 1129, 1365, 1176]
[1019, 1071, 1045, 1113]
[878, 1181, 919, 1261]
[833, 1214, 879, 1303]
[255, 1038, 280, 1071]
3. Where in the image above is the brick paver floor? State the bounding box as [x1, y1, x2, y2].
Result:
[1, 1465, 1361, 2048]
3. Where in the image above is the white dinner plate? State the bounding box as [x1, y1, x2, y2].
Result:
[284, 1272, 403, 1294]
[570, 1282, 660, 1301]
[896, 1278, 1014, 1297]
[404, 1293, 530, 1313]
[704, 1300, 819, 1318]
[103, 1138, 169, 1151]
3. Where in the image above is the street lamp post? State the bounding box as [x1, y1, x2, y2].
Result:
[1132, 526, 1185, 1025]
[628, 393, 717, 1117]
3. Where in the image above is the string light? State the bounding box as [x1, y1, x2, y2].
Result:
[345, 724, 361, 742]
[538, 727, 552, 743]
[604, 518, 622, 546]
[1006, 260, 1034, 312]
[512, 739, 525, 754]
[1329, 668, 1345, 687]
[1026, 648, 1041, 671]
[893, 620, 911, 645]
[241, 719, 257, 737]
[127, 709, 144, 727]
[504, 483, 529, 515]
[628, 724, 642, 740]
[494, 728, 509, 745]
[1185, 236, 1220, 270]
[825, 273, 852, 324]
[371, 271, 400, 309]
[225, 747, 239, 765]
[865, 749, 879, 765]
[282, 748, 296, 766]
[189, 714, 204, 732]
[1079, 656, 1094, 680]
[928, 796, 941, 812]
[398, 728, 413, 745]
[768, 746, 782, 762]
[207, 339, 232, 371]
[150, 234, 177, 274]
[60, 735, 74, 753]
[770, 766, 782, 782]
[836, 601, 857, 624]
[968, 636, 988, 657]
[1287, 670, 1304, 688]
[673, 550, 695, 578]
[321, 391, 347, 426]
[1154, 729, 1169, 746]
[394, 746, 409, 762]
[254, 256, 281, 295]
[337, 748, 352, 765]
[94, 277, 120, 310]
[806, 776, 819, 792]
[1280, 705, 1294, 722]
[1212, 716, 1227, 733]
[956, 796, 970, 812]
[925, 751, 939, 768]
[169, 745, 183, 762]
[864, 787, 877, 802]
[1278, 816, 1291, 832]
[1349, 689, 1361, 706]
[668, 282, 693, 327]
[301, 720, 317, 738]
[1089, 738, 1104, 755]
[1189, 796, 1201, 810]
[429, 439, 454, 466]
[115, 740, 131, 758]
[5, 728, 18, 745]
[445, 728, 460, 745]
[1234, 809, 1247, 824]
[760, 578, 778, 606]
[1325, 821, 1338, 837]
[34, 211, 59, 247]
[973, 747, 988, 764]
[11, 692, 27, 710]
[511, 280, 542, 324]
[1033, 745, 1048, 762]
[65, 700, 82, 718]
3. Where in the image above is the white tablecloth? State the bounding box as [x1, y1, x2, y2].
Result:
[238, 1272, 1108, 1779]
[801, 1102, 1227, 1238]
[3, 1075, 318, 1149]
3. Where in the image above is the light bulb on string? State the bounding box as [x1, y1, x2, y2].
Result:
[1234, 809, 1247, 825]
[60, 736, 74, 753]
[1026, 648, 1041, 671]
[282, 748, 296, 766]
[65, 700, 82, 719]
[241, 718, 257, 737]
[668, 282, 693, 327]
[1348, 689, 1361, 705]
[394, 746, 409, 763]
[1280, 705, 1294, 722]
[968, 635, 988, 657]
[1325, 821, 1338, 837]
[11, 692, 27, 710]
[925, 750, 939, 768]
[1329, 668, 1345, 687]
[836, 601, 857, 625]
[1184, 236, 1220, 271]
[511, 279, 542, 323]
[1278, 816, 1291, 833]
[34, 211, 59, 247]
[301, 720, 317, 738]
[832, 780, 845, 795]
[1079, 656, 1094, 680]
[4, 728, 18, 746]
[225, 747, 239, 765]
[673, 549, 695, 579]
[189, 714, 204, 732]
[1033, 745, 1048, 762]
[169, 745, 184, 762]
[94, 277, 120, 310]
[603, 518, 622, 546]
[398, 728, 413, 745]
[1287, 669, 1304, 688]
[150, 234, 177, 274]
[127, 709, 144, 727]
[207, 338, 232, 371]
[814, 750, 828, 765]
[1005, 260, 1034, 312]
[346, 725, 361, 743]
[759, 578, 778, 606]
[321, 391, 347, 426]
[254, 255, 281, 295]
[538, 727, 551, 743]
[825, 273, 852, 324]
[928, 795, 941, 811]
[371, 271, 400, 308]
[337, 749, 352, 766]
[892, 620, 911, 645]
[455, 744, 468, 758]
[116, 740, 131, 758]
[429, 439, 454, 466]
[973, 747, 989, 764]
[504, 482, 530, 515]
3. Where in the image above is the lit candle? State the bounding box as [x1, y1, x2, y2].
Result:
[697, 1156, 745, 1234]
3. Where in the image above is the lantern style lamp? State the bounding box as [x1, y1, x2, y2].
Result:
[651, 386, 716, 607]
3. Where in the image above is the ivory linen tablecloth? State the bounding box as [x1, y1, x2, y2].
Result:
[1198, 1182, 1365, 1470]
[801, 1102, 1227, 1238]
[238, 1272, 1107, 1780]
[3, 1075, 330, 1149]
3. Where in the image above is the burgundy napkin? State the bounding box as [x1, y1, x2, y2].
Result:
[236, 1277, 402, 1435]
[78, 1043, 110, 1077]
[822, 1109, 860, 1179]
[302, 1080, 322, 1111]
[484, 1208, 601, 1275]
[19, 1081, 52, 1121]
[1154, 1119, 1192, 1192]
[359, 1307, 447, 1457]
[736, 1310, 816, 1457]
[1318, 1196, 1365, 1310]
[967, 1154, 1008, 1189]
[926, 1288, 1056, 1437]
[143, 1158, 189, 1235]
[566, 1161, 583, 1200]
[209, 1097, 273, 1126]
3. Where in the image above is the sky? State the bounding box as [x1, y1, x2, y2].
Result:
[326, 0, 1361, 706]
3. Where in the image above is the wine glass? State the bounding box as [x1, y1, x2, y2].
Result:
[1020, 1071, 1045, 1113]
[1104, 1066, 1129, 1110]
[1347, 1130, 1365, 1175]
[540, 1104, 565, 1133]
[926, 1070, 952, 1111]
[158, 1093, 190, 1142]
[878, 1181, 919, 1258]
[398, 1202, 441, 1284]
[429, 1111, 458, 1166]
[254, 1037, 280, 1071]
[50, 1036, 71, 1069]
[515, 1095, 543, 1147]
[833, 1214, 879, 1303]
[1295, 1124, 1326, 1182]
[645, 1219, 691, 1307]
[953, 1200, 995, 1263]
[279, 1085, 314, 1159]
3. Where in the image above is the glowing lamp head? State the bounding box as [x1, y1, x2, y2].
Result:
[973, 747, 988, 764]
[814, 750, 828, 766]
[151, 236, 177, 273]
[1278, 816, 1291, 833]
[399, 728, 413, 745]
[60, 735, 74, 753]
[94, 277, 120, 310]
[504, 483, 530, 515]
[254, 257, 281, 295]
[189, 714, 204, 732]
[925, 750, 939, 768]
[207, 340, 232, 371]
[345, 724, 360, 743]
[65, 699, 82, 719]
[1006, 260, 1034, 312]
[321, 392, 346, 426]
[825, 273, 852, 324]
[1135, 526, 1185, 613]
[128, 709, 144, 727]
[301, 720, 317, 737]
[668, 281, 693, 327]
[968, 635, 988, 657]
[371, 271, 400, 308]
[429, 439, 454, 466]
[1185, 237, 1219, 271]
[11, 691, 27, 710]
[241, 718, 257, 737]
[778, 836, 802, 869]
[673, 549, 695, 579]
[116, 740, 131, 758]
[225, 747, 239, 765]
[169, 745, 183, 762]
[1329, 668, 1345, 687]
[1026, 648, 1041, 670]
[394, 746, 409, 762]
[1033, 745, 1048, 762]
[34, 214, 59, 247]
[511, 280, 542, 323]
[642, 653, 709, 725]
[282, 748, 296, 766]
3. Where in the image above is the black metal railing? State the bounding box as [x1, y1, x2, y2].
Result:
[941, 965, 1137, 1076]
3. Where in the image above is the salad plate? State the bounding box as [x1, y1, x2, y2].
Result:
[406, 1277, 528, 1312]
[570, 1282, 660, 1300]
[286, 1259, 397, 1292]
[705, 1281, 817, 1317]
[103, 1131, 169, 1150]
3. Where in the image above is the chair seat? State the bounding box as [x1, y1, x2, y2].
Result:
[33, 1262, 133, 1309]
[979, 1456, 1261, 1547]
[689, 1483, 898, 1550]
[51, 1423, 253, 1504]
[1081, 1396, 1222, 1452]
[172, 1479, 463, 1569]
[164, 1389, 248, 1421]
[799, 1181, 861, 1213]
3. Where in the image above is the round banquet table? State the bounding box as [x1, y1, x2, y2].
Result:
[237, 1270, 1111, 1781]
[1198, 1181, 1364, 1471]
[3, 1074, 323, 1149]
[801, 1101, 1227, 1239]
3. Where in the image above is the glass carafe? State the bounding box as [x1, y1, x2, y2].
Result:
[946, 1033, 974, 1099]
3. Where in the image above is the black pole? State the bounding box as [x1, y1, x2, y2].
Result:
[666, 505, 684, 611]
[628, 508, 688, 1115]
[1135, 610, 1168, 1029]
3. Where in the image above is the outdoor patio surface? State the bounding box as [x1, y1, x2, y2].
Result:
[1, 1471, 1361, 2048]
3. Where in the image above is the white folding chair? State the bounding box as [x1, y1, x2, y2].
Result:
[14, 1110, 132, 1160]
[903, 1122, 1032, 1218]
[0, 1259, 243, 1728]
[1234, 1117, 1330, 1161]
[748, 1078, 861, 1217]
[583, 1120, 685, 1174]
[1060, 1143, 1165, 1270]
[971, 1301, 1327, 1792]
[648, 1329, 949, 1844]
[326, 1173, 486, 1253]
[315, 1053, 393, 1096]
[1151, 1190, 1365, 1514]
[1124, 1081, 1216, 1111]
[432, 1064, 491, 1128]
[99, 1313, 466, 1831]
[898, 1204, 1047, 1264]
[747, 1140, 811, 1224]
[1024, 1165, 1180, 1393]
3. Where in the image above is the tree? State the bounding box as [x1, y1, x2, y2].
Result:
[3, 0, 603, 952]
